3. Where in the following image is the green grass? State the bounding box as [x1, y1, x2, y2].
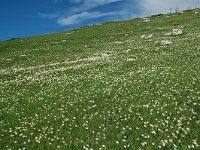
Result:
[0, 9, 200, 150]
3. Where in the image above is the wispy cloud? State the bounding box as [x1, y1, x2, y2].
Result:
[69, 0, 123, 14]
[40, 0, 200, 27]
[56, 0, 126, 26]
[83, 0, 122, 8]
[69, 0, 122, 8]
[57, 11, 116, 26]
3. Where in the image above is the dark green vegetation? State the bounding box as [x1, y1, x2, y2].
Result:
[0, 9, 200, 149]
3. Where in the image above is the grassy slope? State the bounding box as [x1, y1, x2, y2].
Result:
[0, 9, 200, 149]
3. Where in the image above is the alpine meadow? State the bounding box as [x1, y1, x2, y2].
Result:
[0, 8, 200, 150]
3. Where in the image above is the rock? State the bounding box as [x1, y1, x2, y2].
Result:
[140, 34, 153, 39]
[114, 41, 123, 44]
[127, 58, 136, 62]
[172, 28, 183, 35]
[164, 27, 183, 36]
[5, 59, 12, 61]
[145, 34, 153, 39]
[126, 49, 131, 53]
[161, 40, 172, 46]
[164, 32, 172, 36]
[140, 35, 146, 39]
[143, 18, 150, 23]
[20, 55, 27, 57]
[154, 41, 159, 44]
[102, 53, 109, 58]
[177, 11, 184, 14]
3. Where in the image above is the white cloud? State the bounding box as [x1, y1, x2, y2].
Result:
[57, 11, 116, 25]
[53, 0, 200, 26]
[140, 0, 200, 16]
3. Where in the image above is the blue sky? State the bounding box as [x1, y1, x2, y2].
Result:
[0, 0, 199, 41]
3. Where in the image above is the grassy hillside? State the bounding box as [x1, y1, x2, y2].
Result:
[0, 9, 200, 149]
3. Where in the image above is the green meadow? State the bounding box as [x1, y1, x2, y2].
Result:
[0, 9, 200, 149]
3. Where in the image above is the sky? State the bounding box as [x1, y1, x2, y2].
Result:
[0, 0, 199, 41]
